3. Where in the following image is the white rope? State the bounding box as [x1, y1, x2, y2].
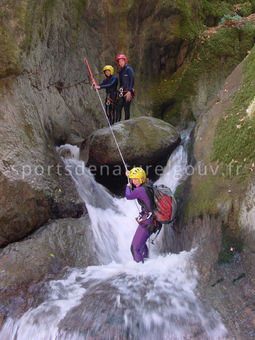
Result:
[95, 88, 140, 212]
[95, 88, 128, 172]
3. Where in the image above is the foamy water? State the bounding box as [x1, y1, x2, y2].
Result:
[0, 128, 228, 339]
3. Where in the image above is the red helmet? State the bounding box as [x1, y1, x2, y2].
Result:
[116, 54, 127, 65]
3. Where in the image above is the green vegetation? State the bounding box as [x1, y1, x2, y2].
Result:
[218, 223, 244, 264]
[211, 45, 255, 179]
[0, 25, 21, 77]
[184, 175, 230, 221]
[200, 0, 235, 22]
[43, 0, 59, 14]
[219, 14, 241, 25]
[71, 0, 87, 44]
[202, 0, 254, 21]
[172, 0, 205, 41]
[147, 0, 255, 125]
[75, 0, 87, 29]
[0, 1, 26, 77]
[234, 1, 253, 17]
[151, 21, 255, 125]
[24, 122, 35, 145]
[24, 0, 62, 52]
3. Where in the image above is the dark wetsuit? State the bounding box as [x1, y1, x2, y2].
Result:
[116, 65, 134, 121]
[126, 185, 153, 263]
[99, 75, 118, 124]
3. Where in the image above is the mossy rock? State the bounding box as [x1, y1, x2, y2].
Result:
[150, 20, 255, 125]
[211, 44, 255, 179]
[0, 0, 27, 77]
[0, 216, 96, 297]
[81, 117, 180, 166]
[218, 223, 244, 264]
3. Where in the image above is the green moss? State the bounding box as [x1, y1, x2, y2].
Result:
[211, 44, 255, 179]
[0, 1, 27, 77]
[218, 223, 244, 264]
[0, 25, 21, 77]
[24, 0, 61, 53]
[18, 1, 28, 25]
[203, 0, 255, 20]
[172, 0, 204, 41]
[200, 0, 234, 20]
[24, 122, 35, 144]
[235, 2, 253, 17]
[70, 0, 87, 44]
[75, 0, 87, 29]
[43, 0, 59, 14]
[150, 22, 255, 124]
[184, 175, 229, 221]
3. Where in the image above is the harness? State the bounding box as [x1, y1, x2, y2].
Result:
[136, 184, 162, 236]
[106, 96, 117, 107]
[118, 87, 129, 98]
[117, 87, 136, 99]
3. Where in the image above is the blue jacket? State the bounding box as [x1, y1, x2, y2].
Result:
[99, 75, 118, 96]
[118, 65, 134, 93]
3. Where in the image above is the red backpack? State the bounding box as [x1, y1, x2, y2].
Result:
[143, 184, 177, 224]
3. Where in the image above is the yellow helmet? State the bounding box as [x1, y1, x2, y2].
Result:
[103, 65, 114, 75]
[129, 167, 146, 184]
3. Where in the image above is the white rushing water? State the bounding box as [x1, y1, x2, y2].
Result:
[0, 128, 228, 340]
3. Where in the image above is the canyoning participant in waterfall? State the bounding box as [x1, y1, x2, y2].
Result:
[115, 54, 135, 122]
[94, 65, 118, 125]
[125, 167, 154, 263]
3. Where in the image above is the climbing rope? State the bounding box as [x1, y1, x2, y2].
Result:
[85, 58, 143, 217]
[95, 88, 128, 171]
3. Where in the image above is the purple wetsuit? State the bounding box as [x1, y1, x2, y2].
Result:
[126, 185, 153, 263]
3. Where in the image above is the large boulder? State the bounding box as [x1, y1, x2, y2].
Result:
[80, 117, 180, 167]
[0, 216, 97, 323]
[0, 217, 96, 293]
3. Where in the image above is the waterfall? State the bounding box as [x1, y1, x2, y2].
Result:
[0, 127, 228, 340]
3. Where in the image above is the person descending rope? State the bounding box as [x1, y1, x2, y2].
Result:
[125, 166, 177, 262]
[94, 65, 118, 125]
[125, 167, 155, 263]
[115, 54, 135, 122]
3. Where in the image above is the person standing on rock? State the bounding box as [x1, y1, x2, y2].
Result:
[115, 54, 135, 122]
[94, 65, 118, 125]
[125, 167, 153, 263]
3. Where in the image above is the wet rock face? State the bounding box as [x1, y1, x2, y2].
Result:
[1, 0, 243, 244]
[0, 216, 97, 325]
[0, 0, 26, 78]
[172, 49, 255, 338]
[239, 180, 255, 251]
[81, 117, 180, 167]
[0, 79, 86, 246]
[0, 0, 100, 246]
[0, 216, 96, 307]
[57, 269, 225, 340]
[0, 154, 85, 247]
